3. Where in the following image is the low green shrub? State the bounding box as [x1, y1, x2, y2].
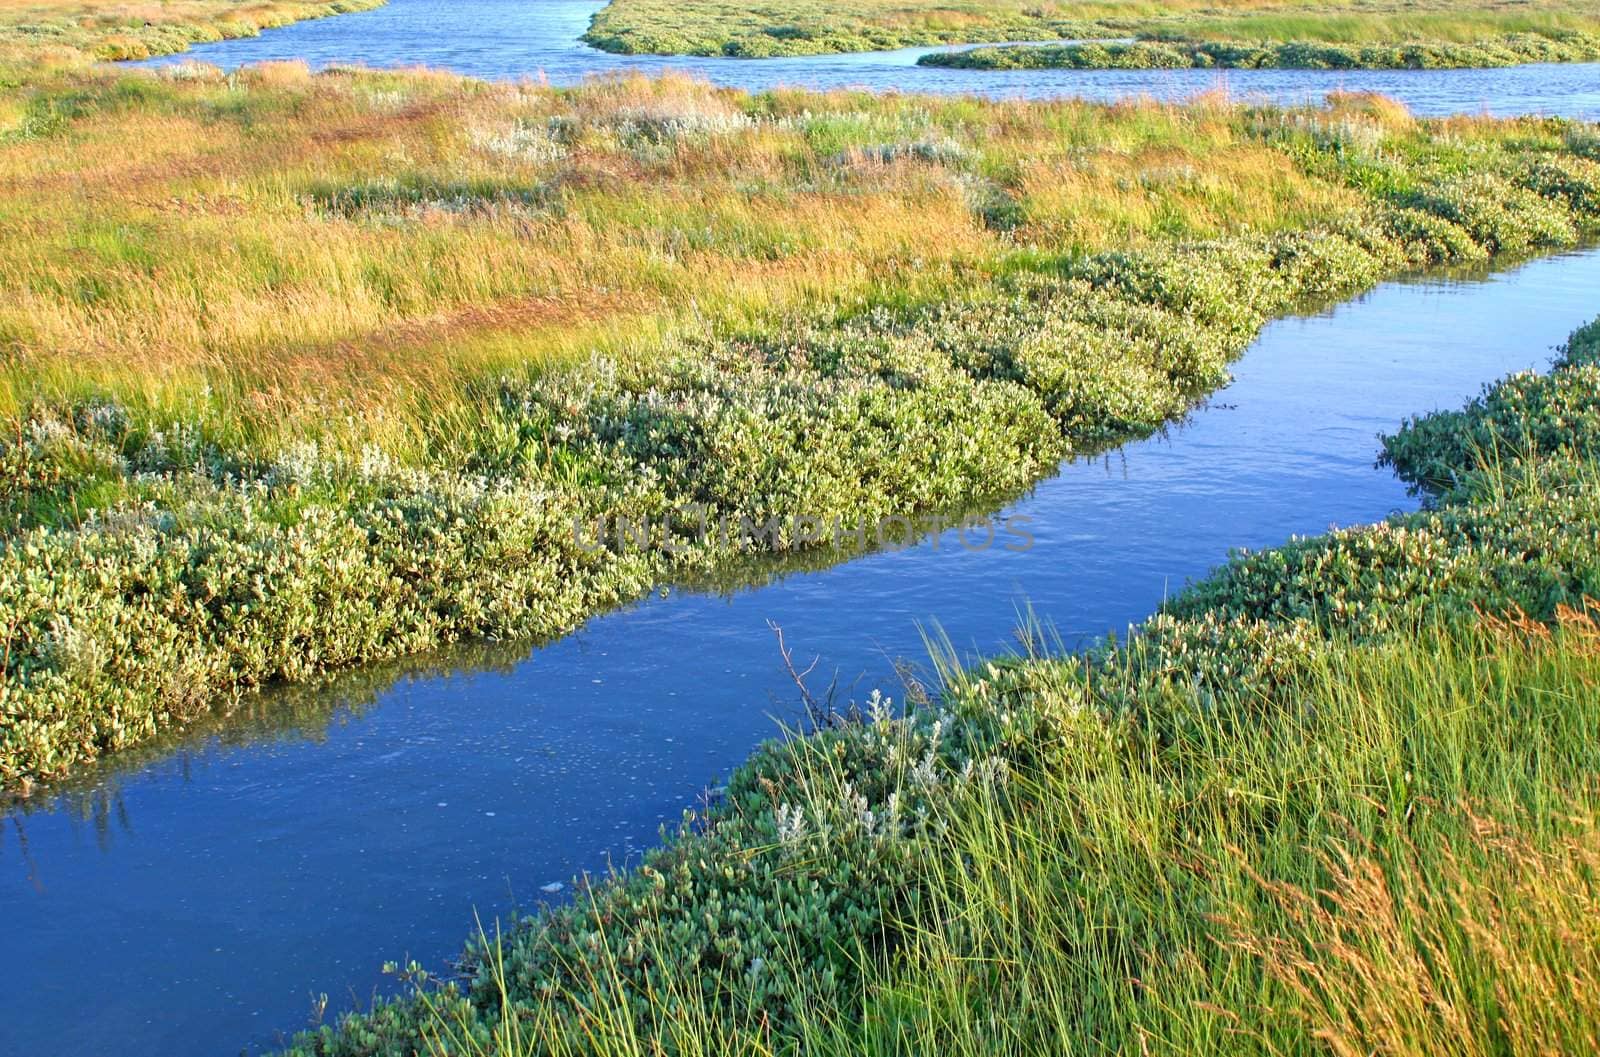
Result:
[919, 33, 1600, 71]
[1382, 317, 1600, 491]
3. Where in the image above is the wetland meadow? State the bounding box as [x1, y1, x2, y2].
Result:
[3, 1, 1600, 1055]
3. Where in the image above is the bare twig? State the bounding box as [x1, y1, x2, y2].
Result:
[767, 620, 836, 729]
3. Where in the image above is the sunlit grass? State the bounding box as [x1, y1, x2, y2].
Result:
[0, 0, 385, 64]
[815, 615, 1600, 1057]
[2, 64, 1586, 460]
[1, 68, 1003, 455]
[583, 0, 1600, 60]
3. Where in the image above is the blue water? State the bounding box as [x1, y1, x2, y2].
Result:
[132, 0, 1600, 119]
[5, 247, 1600, 1057]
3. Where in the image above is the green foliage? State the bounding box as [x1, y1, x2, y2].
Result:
[1165, 474, 1600, 634]
[920, 32, 1600, 71]
[1381, 316, 1600, 491]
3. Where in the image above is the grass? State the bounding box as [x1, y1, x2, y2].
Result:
[2, 55, 1600, 790]
[581, 0, 1600, 66]
[922, 34, 1600, 71]
[279, 319, 1600, 1055]
[0, 0, 386, 65]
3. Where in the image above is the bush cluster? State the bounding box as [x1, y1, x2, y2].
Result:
[1381, 316, 1600, 491]
[919, 33, 1600, 71]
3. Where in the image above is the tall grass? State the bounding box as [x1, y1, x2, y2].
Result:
[850, 612, 1600, 1057]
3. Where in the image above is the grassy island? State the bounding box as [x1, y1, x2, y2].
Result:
[0, 0, 385, 63]
[581, 0, 1600, 68]
[919, 33, 1600, 71]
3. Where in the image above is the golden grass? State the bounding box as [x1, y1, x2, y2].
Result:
[4, 65, 1346, 457]
[0, 61, 1588, 464]
[1233, 799, 1600, 1057]
[0, 0, 387, 63]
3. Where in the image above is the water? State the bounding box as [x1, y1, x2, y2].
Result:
[132, 0, 1600, 119]
[5, 247, 1599, 1056]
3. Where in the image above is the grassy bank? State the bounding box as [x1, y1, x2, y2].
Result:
[3, 63, 1600, 790]
[581, 0, 1600, 65]
[0, 0, 385, 65]
[282, 320, 1600, 1055]
[921, 33, 1600, 71]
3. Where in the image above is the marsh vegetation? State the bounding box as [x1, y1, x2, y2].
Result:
[5, 57, 1599, 790]
[4, 5, 1600, 1055]
[582, 0, 1600, 67]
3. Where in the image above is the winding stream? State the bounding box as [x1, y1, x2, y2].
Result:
[4, 247, 1599, 1056]
[131, 0, 1600, 119]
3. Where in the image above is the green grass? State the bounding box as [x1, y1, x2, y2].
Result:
[279, 319, 1600, 1056]
[581, 0, 1600, 66]
[0, 0, 386, 65]
[922, 33, 1600, 71]
[2, 64, 1600, 791]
